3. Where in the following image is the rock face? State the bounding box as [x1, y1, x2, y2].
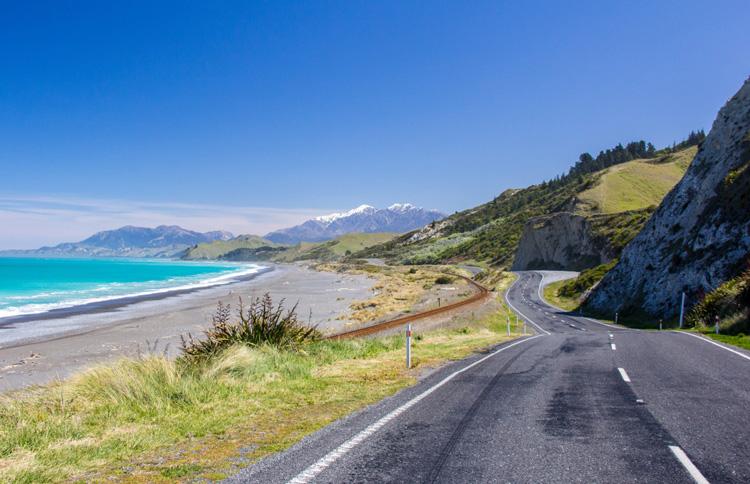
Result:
[512, 213, 611, 271]
[587, 78, 750, 318]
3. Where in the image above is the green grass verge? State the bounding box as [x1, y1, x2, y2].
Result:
[693, 331, 750, 351]
[542, 279, 580, 312]
[0, 274, 522, 483]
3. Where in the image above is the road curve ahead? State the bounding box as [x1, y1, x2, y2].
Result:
[227, 271, 750, 483]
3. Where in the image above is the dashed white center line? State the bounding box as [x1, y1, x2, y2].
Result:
[611, 343, 617, 350]
[618, 367, 631, 382]
[669, 446, 710, 484]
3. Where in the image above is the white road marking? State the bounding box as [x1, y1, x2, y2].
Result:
[669, 445, 710, 484]
[287, 335, 542, 483]
[618, 367, 631, 382]
[611, 343, 616, 350]
[608, 333, 613, 339]
[505, 277, 551, 336]
[676, 331, 750, 362]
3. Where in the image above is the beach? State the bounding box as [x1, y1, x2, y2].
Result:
[0, 263, 374, 392]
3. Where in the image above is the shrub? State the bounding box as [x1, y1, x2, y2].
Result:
[180, 294, 321, 364]
[434, 275, 454, 285]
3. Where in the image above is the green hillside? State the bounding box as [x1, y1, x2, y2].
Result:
[186, 232, 398, 263]
[576, 146, 695, 214]
[358, 142, 699, 270]
[182, 235, 280, 260]
[275, 233, 397, 262]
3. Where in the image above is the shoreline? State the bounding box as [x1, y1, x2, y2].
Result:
[0, 262, 271, 325]
[0, 263, 375, 391]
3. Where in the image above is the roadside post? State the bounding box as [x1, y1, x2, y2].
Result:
[406, 323, 412, 369]
[679, 292, 686, 329]
[438, 297, 441, 308]
[615, 312, 618, 325]
[506, 315, 510, 336]
[515, 313, 519, 330]
[715, 315, 720, 335]
[659, 319, 663, 331]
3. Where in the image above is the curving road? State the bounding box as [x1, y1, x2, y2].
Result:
[227, 271, 750, 483]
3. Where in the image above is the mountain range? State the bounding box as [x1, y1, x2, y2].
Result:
[1, 225, 233, 258]
[264, 204, 445, 244]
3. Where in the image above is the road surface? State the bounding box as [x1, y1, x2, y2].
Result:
[227, 271, 750, 483]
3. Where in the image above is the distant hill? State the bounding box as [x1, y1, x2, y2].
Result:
[3, 225, 233, 258]
[358, 141, 699, 271]
[182, 235, 279, 260]
[188, 232, 397, 263]
[264, 204, 445, 244]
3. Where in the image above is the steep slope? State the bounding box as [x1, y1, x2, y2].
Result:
[265, 204, 444, 244]
[3, 226, 233, 258]
[182, 235, 279, 260]
[359, 144, 695, 269]
[586, 78, 750, 319]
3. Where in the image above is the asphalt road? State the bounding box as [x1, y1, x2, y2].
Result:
[227, 271, 750, 483]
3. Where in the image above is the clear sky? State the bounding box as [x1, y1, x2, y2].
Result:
[1, 1, 748, 248]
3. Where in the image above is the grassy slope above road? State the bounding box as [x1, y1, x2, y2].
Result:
[358, 146, 696, 270]
[0, 270, 524, 483]
[576, 147, 695, 214]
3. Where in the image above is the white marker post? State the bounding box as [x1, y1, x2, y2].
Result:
[679, 292, 685, 329]
[715, 315, 720, 335]
[406, 323, 412, 369]
[615, 312, 619, 325]
[507, 315, 511, 336]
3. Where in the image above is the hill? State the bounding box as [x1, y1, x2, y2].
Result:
[1, 226, 233, 258]
[183, 232, 397, 263]
[586, 78, 750, 321]
[182, 235, 279, 260]
[357, 143, 699, 270]
[265, 204, 444, 244]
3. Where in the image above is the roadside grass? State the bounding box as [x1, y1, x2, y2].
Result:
[0, 274, 522, 483]
[703, 332, 750, 351]
[542, 279, 580, 312]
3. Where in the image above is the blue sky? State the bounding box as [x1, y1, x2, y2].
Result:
[1, 1, 748, 248]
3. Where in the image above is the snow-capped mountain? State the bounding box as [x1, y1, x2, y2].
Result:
[2, 225, 234, 258]
[265, 204, 446, 244]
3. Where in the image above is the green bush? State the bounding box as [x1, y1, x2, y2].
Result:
[686, 269, 749, 333]
[180, 294, 321, 364]
[434, 275, 454, 284]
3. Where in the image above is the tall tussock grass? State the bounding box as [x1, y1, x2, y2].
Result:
[180, 293, 321, 364]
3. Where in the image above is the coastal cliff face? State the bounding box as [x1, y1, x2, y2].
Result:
[587, 78, 750, 318]
[512, 213, 610, 271]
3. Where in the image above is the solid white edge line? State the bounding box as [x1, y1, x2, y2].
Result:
[676, 331, 750, 362]
[618, 367, 631, 382]
[286, 334, 542, 483]
[669, 445, 710, 484]
[505, 275, 551, 336]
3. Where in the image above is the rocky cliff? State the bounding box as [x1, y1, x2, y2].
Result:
[586, 78, 750, 318]
[512, 213, 611, 270]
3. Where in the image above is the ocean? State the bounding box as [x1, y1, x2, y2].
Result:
[0, 257, 264, 319]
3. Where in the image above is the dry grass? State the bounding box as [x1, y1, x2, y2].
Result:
[316, 263, 471, 324]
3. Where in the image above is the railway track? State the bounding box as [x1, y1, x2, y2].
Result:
[327, 275, 491, 339]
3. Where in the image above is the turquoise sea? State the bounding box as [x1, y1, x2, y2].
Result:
[0, 257, 263, 319]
